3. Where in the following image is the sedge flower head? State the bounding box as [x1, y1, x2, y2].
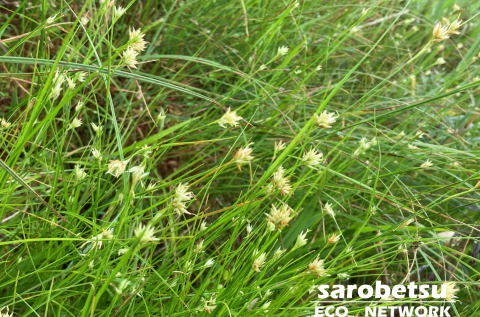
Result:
[234, 144, 254, 171]
[75, 101, 84, 112]
[134, 223, 157, 245]
[266, 204, 293, 230]
[122, 47, 139, 68]
[400, 218, 415, 229]
[302, 147, 323, 168]
[272, 247, 285, 261]
[82, 228, 113, 250]
[68, 117, 83, 130]
[200, 220, 208, 231]
[246, 224, 253, 236]
[195, 239, 204, 254]
[277, 45, 289, 56]
[116, 279, 129, 295]
[314, 110, 338, 129]
[260, 301, 271, 310]
[327, 232, 341, 244]
[266, 221, 276, 231]
[114, 6, 127, 19]
[442, 281, 459, 302]
[77, 72, 87, 82]
[354, 137, 377, 156]
[157, 112, 166, 122]
[129, 165, 149, 189]
[66, 77, 76, 90]
[80, 16, 89, 26]
[448, 16, 462, 34]
[49, 71, 66, 99]
[306, 257, 329, 277]
[0, 307, 12, 317]
[432, 22, 450, 42]
[141, 144, 152, 158]
[107, 159, 129, 178]
[323, 202, 335, 218]
[203, 295, 217, 314]
[252, 251, 267, 272]
[45, 13, 58, 25]
[147, 182, 157, 191]
[338, 273, 350, 280]
[266, 166, 293, 196]
[129, 28, 148, 52]
[1, 118, 11, 130]
[172, 183, 194, 215]
[420, 159, 434, 168]
[91, 122, 103, 134]
[74, 164, 87, 181]
[218, 107, 242, 128]
[274, 140, 286, 153]
[203, 258, 215, 268]
[292, 230, 309, 250]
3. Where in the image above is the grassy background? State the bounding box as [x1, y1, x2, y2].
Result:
[1, 0, 480, 316]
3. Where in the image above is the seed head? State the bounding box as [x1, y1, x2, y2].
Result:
[68, 117, 83, 130]
[313, 110, 338, 129]
[292, 230, 309, 250]
[268, 166, 293, 196]
[302, 147, 323, 168]
[77, 72, 87, 82]
[448, 16, 462, 34]
[246, 224, 253, 236]
[114, 6, 127, 19]
[432, 22, 450, 42]
[277, 45, 289, 56]
[134, 223, 157, 245]
[1, 118, 11, 130]
[66, 77, 76, 90]
[323, 202, 335, 218]
[129, 165, 149, 189]
[442, 281, 459, 302]
[128, 28, 148, 53]
[252, 251, 267, 272]
[327, 232, 341, 245]
[107, 159, 129, 178]
[91, 122, 103, 134]
[46, 13, 58, 25]
[265, 204, 293, 230]
[80, 16, 89, 26]
[272, 247, 285, 261]
[203, 295, 217, 314]
[274, 140, 286, 153]
[200, 221, 208, 231]
[234, 145, 254, 171]
[306, 257, 329, 277]
[218, 107, 242, 128]
[122, 47, 139, 68]
[420, 159, 434, 168]
[74, 164, 87, 181]
[172, 183, 194, 215]
[203, 258, 215, 268]
[400, 218, 415, 229]
[194, 239, 204, 254]
[116, 279, 129, 295]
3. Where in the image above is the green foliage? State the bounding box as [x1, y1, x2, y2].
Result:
[0, 0, 479, 316]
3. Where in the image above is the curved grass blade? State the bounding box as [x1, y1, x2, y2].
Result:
[0, 159, 69, 223]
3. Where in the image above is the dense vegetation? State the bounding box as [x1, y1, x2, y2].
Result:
[0, 0, 479, 316]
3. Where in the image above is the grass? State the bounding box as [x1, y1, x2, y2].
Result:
[1, 0, 480, 316]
